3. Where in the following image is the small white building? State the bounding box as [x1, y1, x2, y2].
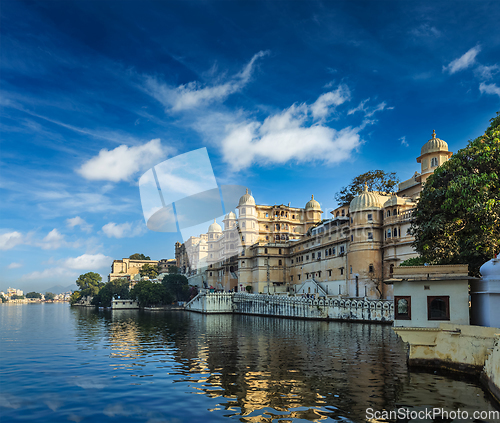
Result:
[470, 256, 500, 327]
[111, 298, 139, 310]
[390, 264, 471, 328]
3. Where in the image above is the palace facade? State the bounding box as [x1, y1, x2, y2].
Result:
[175, 131, 452, 299]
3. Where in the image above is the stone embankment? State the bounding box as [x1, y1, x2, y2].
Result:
[394, 323, 500, 403]
[185, 292, 394, 323]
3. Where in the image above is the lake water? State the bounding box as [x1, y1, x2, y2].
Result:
[1, 303, 498, 422]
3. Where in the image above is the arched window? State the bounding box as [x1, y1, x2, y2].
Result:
[276, 224, 280, 230]
[387, 210, 391, 217]
[342, 210, 345, 216]
[387, 229, 392, 238]
[278, 259, 282, 266]
[395, 296, 411, 320]
[431, 157, 438, 167]
[428, 296, 450, 320]
[329, 248, 332, 255]
[292, 215, 295, 219]
[393, 228, 398, 237]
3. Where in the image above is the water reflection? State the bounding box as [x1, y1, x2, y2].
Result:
[1, 304, 498, 423]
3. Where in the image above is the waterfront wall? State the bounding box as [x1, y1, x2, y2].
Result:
[186, 292, 394, 323]
[394, 323, 500, 402]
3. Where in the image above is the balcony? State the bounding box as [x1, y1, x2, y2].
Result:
[384, 209, 414, 225]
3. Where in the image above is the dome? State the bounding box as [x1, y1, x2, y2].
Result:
[350, 184, 386, 213]
[480, 256, 500, 280]
[208, 219, 222, 233]
[305, 195, 321, 211]
[238, 188, 255, 206]
[421, 130, 449, 156]
[225, 211, 236, 219]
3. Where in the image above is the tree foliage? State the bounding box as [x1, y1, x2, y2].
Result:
[140, 264, 158, 279]
[410, 112, 500, 276]
[25, 291, 42, 299]
[129, 280, 173, 307]
[69, 291, 82, 305]
[167, 265, 179, 274]
[335, 170, 399, 206]
[399, 257, 428, 267]
[91, 278, 130, 307]
[45, 292, 56, 301]
[162, 273, 190, 301]
[76, 272, 104, 297]
[129, 253, 151, 260]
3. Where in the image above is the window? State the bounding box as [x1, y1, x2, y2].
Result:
[210, 272, 213, 276]
[431, 157, 438, 167]
[368, 232, 373, 240]
[393, 228, 398, 237]
[306, 255, 309, 260]
[292, 215, 295, 219]
[428, 296, 450, 320]
[351, 217, 353, 223]
[387, 229, 392, 238]
[266, 236, 269, 240]
[390, 264, 394, 275]
[317, 252, 321, 259]
[241, 249, 245, 256]
[279, 249, 282, 254]
[318, 271, 321, 278]
[328, 270, 332, 277]
[278, 259, 282, 266]
[265, 248, 268, 254]
[350, 265, 352, 274]
[332, 247, 335, 255]
[241, 208, 245, 214]
[369, 264, 374, 273]
[298, 275, 301, 281]
[312, 253, 315, 259]
[325, 249, 328, 257]
[342, 209, 345, 216]
[266, 213, 269, 217]
[291, 259, 294, 264]
[351, 235, 354, 241]
[395, 296, 411, 320]
[290, 275, 293, 281]
[340, 267, 344, 275]
[367, 213, 373, 221]
[242, 222, 246, 228]
[340, 246, 344, 254]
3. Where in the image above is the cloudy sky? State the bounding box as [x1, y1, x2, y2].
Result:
[1, 0, 499, 292]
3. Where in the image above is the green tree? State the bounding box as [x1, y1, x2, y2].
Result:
[25, 291, 42, 299]
[129, 280, 173, 307]
[91, 278, 131, 307]
[129, 253, 151, 260]
[45, 292, 56, 301]
[70, 291, 82, 305]
[410, 112, 500, 276]
[399, 257, 428, 267]
[167, 265, 179, 274]
[162, 273, 189, 301]
[76, 272, 104, 297]
[335, 170, 400, 206]
[140, 264, 158, 279]
[11, 294, 25, 300]
[1, 294, 6, 303]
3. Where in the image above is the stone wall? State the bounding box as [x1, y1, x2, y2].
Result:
[186, 292, 394, 323]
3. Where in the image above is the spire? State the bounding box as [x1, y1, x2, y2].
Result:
[245, 188, 249, 194]
[432, 129, 436, 139]
[364, 182, 368, 192]
[311, 195, 314, 200]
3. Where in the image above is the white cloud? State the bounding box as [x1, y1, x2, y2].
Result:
[479, 82, 500, 97]
[443, 46, 481, 74]
[144, 51, 269, 111]
[102, 221, 146, 238]
[410, 24, 441, 39]
[23, 267, 76, 280]
[66, 216, 92, 233]
[400, 136, 409, 147]
[220, 87, 366, 171]
[310, 84, 350, 120]
[62, 253, 112, 270]
[77, 139, 171, 182]
[39, 229, 65, 250]
[348, 99, 391, 118]
[0, 231, 24, 250]
[475, 64, 500, 80]
[7, 262, 22, 269]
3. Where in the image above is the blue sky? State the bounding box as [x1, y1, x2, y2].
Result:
[1, 0, 499, 292]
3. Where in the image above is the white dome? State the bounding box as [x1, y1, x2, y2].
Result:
[350, 184, 386, 213]
[421, 130, 449, 156]
[225, 211, 237, 219]
[208, 219, 222, 233]
[238, 189, 255, 206]
[305, 195, 321, 211]
[480, 257, 500, 280]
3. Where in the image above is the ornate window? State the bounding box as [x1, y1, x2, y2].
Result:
[395, 296, 411, 320]
[431, 157, 438, 167]
[427, 296, 450, 320]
